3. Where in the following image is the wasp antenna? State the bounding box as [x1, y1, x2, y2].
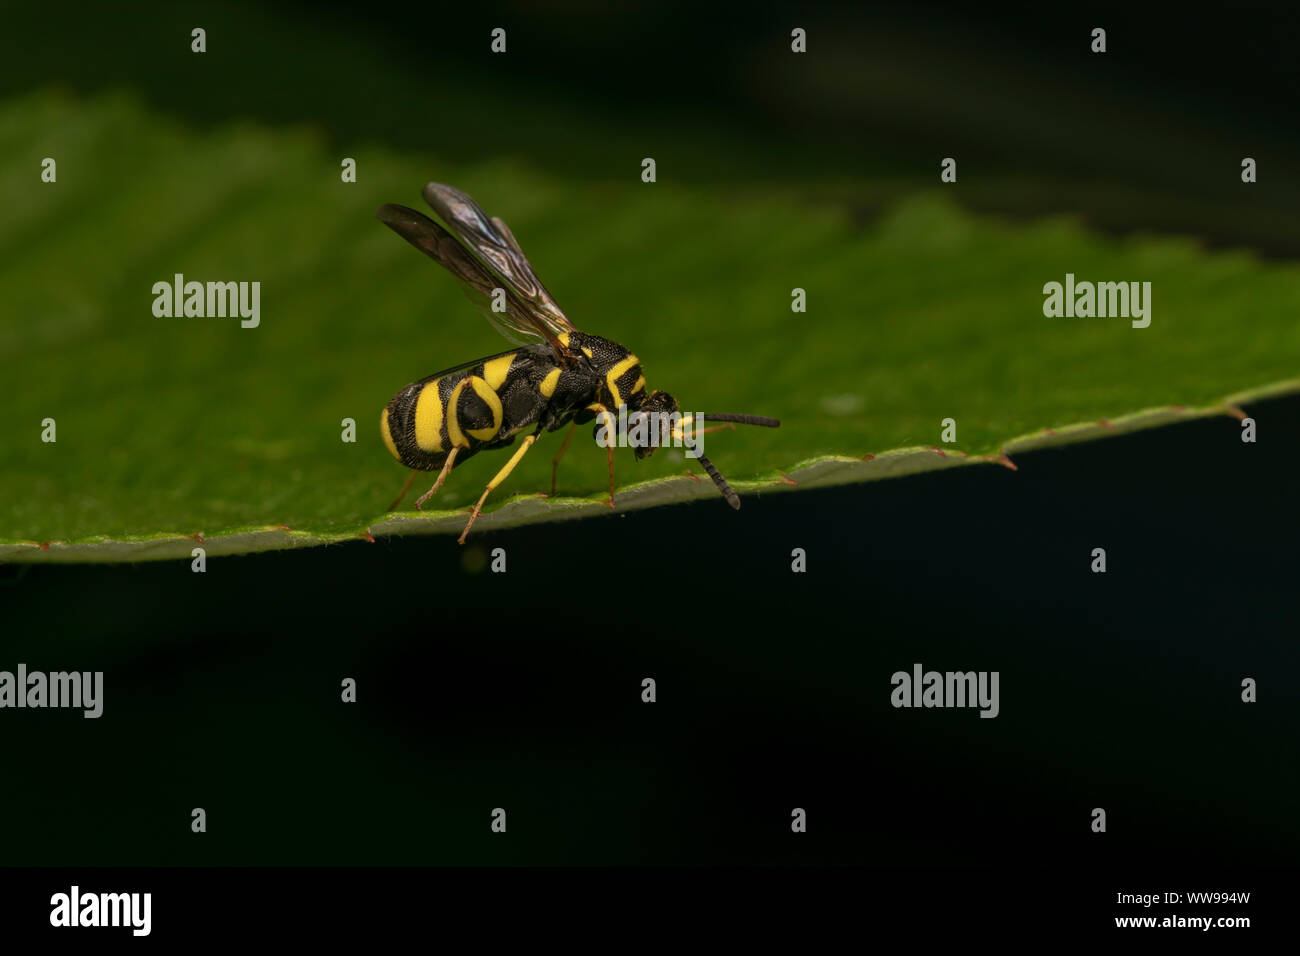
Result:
[691, 449, 741, 510]
[698, 414, 781, 428]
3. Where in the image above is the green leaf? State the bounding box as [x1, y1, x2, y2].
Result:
[3, 90, 1298, 562]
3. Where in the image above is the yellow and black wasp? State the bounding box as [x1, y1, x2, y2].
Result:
[377, 183, 780, 543]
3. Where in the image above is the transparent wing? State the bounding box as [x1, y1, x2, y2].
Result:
[420, 183, 576, 340]
[377, 203, 545, 348]
[491, 215, 525, 257]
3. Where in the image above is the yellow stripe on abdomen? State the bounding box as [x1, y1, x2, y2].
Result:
[482, 353, 514, 390]
[380, 407, 401, 461]
[466, 376, 504, 441]
[413, 381, 446, 452]
[446, 379, 470, 448]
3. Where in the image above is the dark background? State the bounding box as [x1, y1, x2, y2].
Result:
[5, 0, 1299, 253]
[2, 0, 1297, 878]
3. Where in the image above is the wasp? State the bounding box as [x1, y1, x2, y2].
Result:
[377, 183, 780, 543]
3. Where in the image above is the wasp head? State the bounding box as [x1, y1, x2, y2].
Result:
[628, 390, 678, 460]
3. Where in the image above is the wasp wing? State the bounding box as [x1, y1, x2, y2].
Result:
[377, 202, 547, 348]
[491, 215, 526, 258]
[421, 183, 576, 343]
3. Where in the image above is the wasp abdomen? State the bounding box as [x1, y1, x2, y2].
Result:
[381, 348, 556, 472]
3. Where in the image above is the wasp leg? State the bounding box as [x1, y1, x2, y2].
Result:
[549, 421, 578, 497]
[582, 403, 618, 509]
[415, 446, 461, 510]
[459, 429, 541, 544]
[605, 443, 616, 509]
[386, 471, 419, 512]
